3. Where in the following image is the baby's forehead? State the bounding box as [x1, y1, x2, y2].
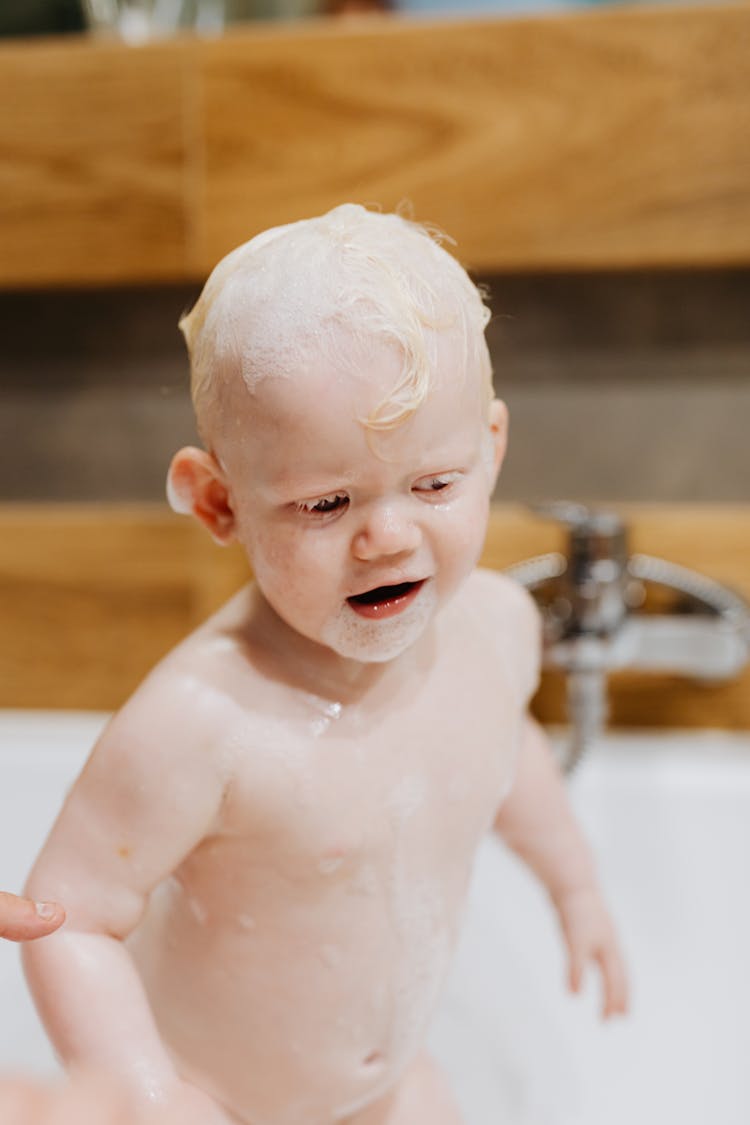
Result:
[225, 326, 476, 429]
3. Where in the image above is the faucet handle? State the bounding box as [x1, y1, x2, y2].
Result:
[529, 501, 630, 636]
[530, 500, 626, 538]
[529, 500, 629, 575]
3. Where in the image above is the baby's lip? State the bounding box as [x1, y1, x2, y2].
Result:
[347, 579, 426, 620]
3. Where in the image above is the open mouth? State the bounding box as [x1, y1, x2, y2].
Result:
[347, 580, 425, 619]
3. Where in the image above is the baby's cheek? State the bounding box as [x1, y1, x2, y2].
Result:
[441, 501, 488, 576]
[258, 543, 340, 633]
[247, 530, 299, 593]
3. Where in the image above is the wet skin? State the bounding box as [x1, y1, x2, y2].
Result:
[23, 333, 627, 1125]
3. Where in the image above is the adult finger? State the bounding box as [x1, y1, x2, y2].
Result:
[0, 892, 65, 942]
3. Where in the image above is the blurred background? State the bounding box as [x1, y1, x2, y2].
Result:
[2, 0, 738, 37]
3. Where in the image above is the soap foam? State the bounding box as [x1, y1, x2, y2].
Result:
[321, 582, 437, 663]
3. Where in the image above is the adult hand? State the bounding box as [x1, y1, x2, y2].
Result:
[0, 892, 65, 942]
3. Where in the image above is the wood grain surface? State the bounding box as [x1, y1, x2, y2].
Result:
[197, 6, 750, 273]
[1, 502, 747, 728]
[0, 38, 191, 286]
[1, 4, 749, 286]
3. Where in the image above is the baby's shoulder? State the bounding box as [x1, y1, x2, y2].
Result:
[449, 568, 541, 704]
[460, 567, 541, 632]
[107, 601, 257, 757]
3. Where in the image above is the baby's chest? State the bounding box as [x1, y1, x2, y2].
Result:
[220, 681, 521, 888]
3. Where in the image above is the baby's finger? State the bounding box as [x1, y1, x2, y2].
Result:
[567, 944, 585, 995]
[0, 893, 65, 942]
[595, 944, 629, 1019]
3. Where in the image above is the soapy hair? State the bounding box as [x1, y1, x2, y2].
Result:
[179, 204, 493, 437]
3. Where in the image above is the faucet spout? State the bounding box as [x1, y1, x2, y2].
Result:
[506, 503, 750, 772]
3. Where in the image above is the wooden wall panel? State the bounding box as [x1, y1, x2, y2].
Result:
[0, 37, 191, 287]
[1, 5, 749, 286]
[198, 6, 750, 273]
[0, 506, 197, 708]
[1, 503, 747, 728]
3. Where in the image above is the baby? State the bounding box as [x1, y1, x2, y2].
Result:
[24, 205, 627, 1125]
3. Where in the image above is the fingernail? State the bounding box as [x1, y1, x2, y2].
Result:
[35, 901, 57, 919]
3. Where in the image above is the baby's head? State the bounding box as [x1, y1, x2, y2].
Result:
[179, 203, 494, 450]
[171, 206, 507, 661]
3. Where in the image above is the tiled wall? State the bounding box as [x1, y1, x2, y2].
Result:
[484, 271, 750, 503]
[2, 270, 748, 503]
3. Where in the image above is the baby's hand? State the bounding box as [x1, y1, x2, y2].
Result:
[554, 885, 629, 1019]
[0, 1072, 180, 1125]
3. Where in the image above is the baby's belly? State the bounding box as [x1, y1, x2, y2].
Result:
[130, 876, 461, 1125]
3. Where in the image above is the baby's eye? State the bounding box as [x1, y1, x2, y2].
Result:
[413, 472, 461, 496]
[296, 493, 349, 517]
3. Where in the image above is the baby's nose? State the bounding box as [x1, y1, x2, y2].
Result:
[351, 502, 421, 561]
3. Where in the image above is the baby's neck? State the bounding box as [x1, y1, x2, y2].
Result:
[236, 585, 431, 704]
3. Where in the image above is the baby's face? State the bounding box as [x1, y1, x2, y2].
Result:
[217, 334, 503, 664]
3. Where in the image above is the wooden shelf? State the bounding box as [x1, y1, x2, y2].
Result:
[1, 4, 749, 287]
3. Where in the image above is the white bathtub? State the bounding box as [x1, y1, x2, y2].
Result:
[1, 711, 749, 1124]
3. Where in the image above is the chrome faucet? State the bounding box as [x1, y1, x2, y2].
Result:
[505, 502, 750, 773]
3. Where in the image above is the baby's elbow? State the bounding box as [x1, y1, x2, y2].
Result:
[70, 884, 147, 943]
[25, 863, 146, 943]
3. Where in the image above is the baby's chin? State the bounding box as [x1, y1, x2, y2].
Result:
[322, 583, 439, 664]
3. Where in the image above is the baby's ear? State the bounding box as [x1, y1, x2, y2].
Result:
[487, 398, 508, 488]
[166, 446, 236, 545]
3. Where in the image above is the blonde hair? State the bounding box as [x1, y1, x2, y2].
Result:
[179, 204, 493, 437]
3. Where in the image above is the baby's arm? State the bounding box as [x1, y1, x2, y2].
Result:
[493, 716, 628, 1018]
[22, 674, 234, 1123]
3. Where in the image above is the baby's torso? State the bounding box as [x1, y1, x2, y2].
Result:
[130, 572, 534, 1125]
